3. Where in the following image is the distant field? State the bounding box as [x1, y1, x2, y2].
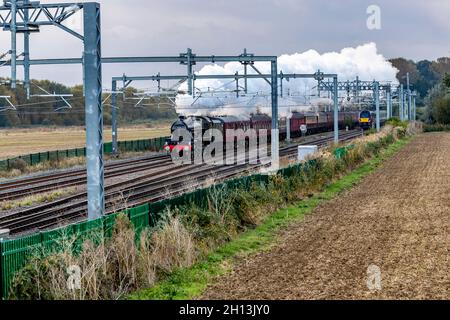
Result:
[0, 125, 171, 159]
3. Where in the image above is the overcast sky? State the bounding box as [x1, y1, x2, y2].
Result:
[0, 0, 449, 88]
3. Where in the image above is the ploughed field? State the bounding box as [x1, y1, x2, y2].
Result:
[0, 125, 170, 159]
[202, 133, 450, 300]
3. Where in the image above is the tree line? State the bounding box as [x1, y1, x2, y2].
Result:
[389, 57, 450, 99]
[389, 57, 450, 124]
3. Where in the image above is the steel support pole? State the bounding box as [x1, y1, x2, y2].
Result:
[374, 81, 380, 132]
[280, 73, 283, 98]
[235, 72, 239, 98]
[415, 96, 417, 120]
[356, 76, 360, 108]
[270, 60, 279, 170]
[399, 85, 404, 121]
[187, 48, 193, 96]
[406, 73, 412, 121]
[408, 94, 412, 121]
[286, 107, 291, 143]
[83, 2, 104, 220]
[243, 48, 248, 94]
[333, 76, 339, 143]
[403, 89, 407, 120]
[10, 0, 17, 89]
[390, 87, 393, 118]
[82, 54, 86, 97]
[386, 90, 391, 120]
[23, 0, 30, 98]
[111, 79, 118, 155]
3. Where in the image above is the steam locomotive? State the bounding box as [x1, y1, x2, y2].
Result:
[164, 110, 372, 153]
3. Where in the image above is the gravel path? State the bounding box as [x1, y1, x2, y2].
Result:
[202, 133, 450, 300]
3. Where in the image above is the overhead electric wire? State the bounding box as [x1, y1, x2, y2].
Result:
[0, 96, 86, 113]
[5, 96, 84, 108]
[10, 111, 87, 115]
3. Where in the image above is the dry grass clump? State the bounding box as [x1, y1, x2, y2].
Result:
[150, 216, 195, 273]
[0, 157, 86, 180]
[354, 125, 394, 144]
[0, 150, 157, 180]
[0, 169, 22, 180]
[279, 156, 295, 168]
[10, 213, 196, 300]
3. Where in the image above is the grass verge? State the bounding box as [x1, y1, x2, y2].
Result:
[129, 136, 413, 300]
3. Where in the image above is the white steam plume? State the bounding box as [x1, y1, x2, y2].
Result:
[175, 43, 398, 118]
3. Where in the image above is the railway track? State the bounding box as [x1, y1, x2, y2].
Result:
[0, 130, 363, 235]
[0, 130, 350, 202]
[0, 154, 172, 202]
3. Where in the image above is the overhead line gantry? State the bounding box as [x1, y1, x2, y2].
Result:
[1, 0, 104, 221]
[110, 70, 340, 154]
[318, 78, 395, 132]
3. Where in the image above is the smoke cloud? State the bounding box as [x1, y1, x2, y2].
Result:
[175, 42, 398, 117]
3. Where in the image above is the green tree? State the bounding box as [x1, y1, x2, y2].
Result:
[423, 75, 450, 124]
[443, 73, 450, 88]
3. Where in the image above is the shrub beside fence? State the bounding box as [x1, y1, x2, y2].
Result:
[0, 136, 169, 171]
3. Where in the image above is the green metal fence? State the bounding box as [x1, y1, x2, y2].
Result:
[0, 159, 315, 299]
[0, 204, 149, 298]
[0, 136, 169, 171]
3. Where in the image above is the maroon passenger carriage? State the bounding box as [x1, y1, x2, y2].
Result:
[164, 111, 362, 152]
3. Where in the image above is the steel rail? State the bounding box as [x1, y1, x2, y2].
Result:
[0, 156, 173, 201]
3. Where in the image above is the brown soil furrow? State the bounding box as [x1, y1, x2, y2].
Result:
[201, 133, 450, 300]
